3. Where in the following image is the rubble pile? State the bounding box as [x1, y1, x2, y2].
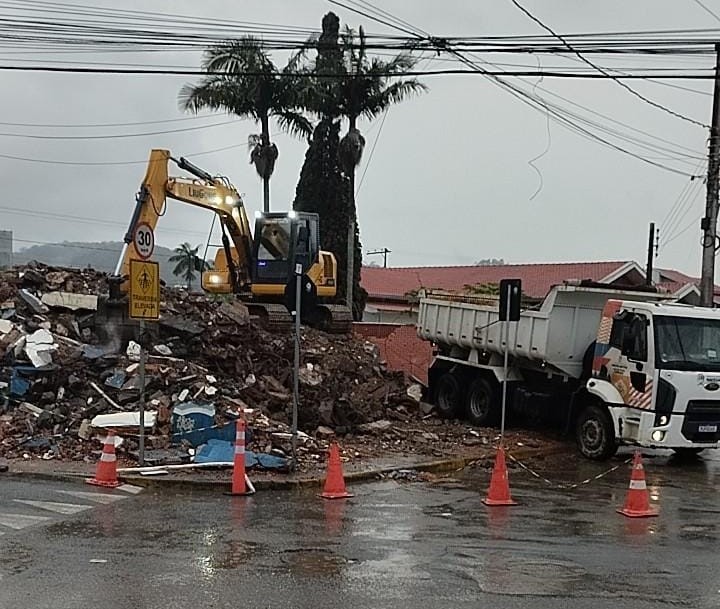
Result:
[0, 262, 420, 465]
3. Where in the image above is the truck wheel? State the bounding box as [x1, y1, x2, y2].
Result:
[465, 377, 498, 426]
[434, 373, 463, 418]
[575, 404, 617, 460]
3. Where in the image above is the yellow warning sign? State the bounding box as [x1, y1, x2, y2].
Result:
[129, 259, 160, 320]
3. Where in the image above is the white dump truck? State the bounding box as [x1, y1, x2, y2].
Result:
[417, 283, 720, 459]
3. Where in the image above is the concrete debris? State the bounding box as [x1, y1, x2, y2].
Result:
[24, 329, 56, 368]
[153, 344, 172, 356]
[0, 261, 439, 466]
[91, 411, 157, 428]
[41, 292, 98, 311]
[18, 289, 49, 314]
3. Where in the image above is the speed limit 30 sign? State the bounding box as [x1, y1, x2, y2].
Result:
[133, 222, 155, 260]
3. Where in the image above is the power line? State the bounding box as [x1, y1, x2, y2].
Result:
[0, 63, 716, 79]
[333, 1, 703, 177]
[0, 118, 238, 140]
[691, 0, 720, 24]
[507, 0, 709, 128]
[0, 141, 254, 166]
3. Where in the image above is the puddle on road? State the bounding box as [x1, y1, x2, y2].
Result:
[279, 547, 350, 576]
[473, 557, 587, 596]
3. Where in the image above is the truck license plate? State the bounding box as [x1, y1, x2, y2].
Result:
[699, 425, 718, 433]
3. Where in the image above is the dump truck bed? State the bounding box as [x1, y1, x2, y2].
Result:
[417, 284, 671, 378]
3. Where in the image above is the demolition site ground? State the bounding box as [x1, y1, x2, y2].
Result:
[0, 262, 564, 484]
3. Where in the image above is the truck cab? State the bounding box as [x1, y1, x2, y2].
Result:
[585, 300, 720, 456]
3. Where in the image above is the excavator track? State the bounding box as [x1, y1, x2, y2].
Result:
[248, 303, 352, 334]
[247, 303, 293, 333]
[318, 304, 353, 334]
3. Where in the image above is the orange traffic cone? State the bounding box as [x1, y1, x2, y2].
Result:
[482, 445, 517, 506]
[229, 419, 254, 496]
[86, 431, 120, 488]
[320, 441, 354, 499]
[617, 451, 658, 518]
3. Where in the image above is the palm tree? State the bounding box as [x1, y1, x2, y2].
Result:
[336, 26, 426, 316]
[179, 36, 313, 212]
[169, 243, 209, 291]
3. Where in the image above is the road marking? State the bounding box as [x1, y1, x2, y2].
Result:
[117, 484, 143, 495]
[13, 500, 91, 515]
[55, 490, 124, 504]
[0, 513, 51, 530]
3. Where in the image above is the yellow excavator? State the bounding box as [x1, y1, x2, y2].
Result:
[107, 149, 352, 332]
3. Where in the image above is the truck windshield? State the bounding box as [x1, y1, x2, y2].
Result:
[655, 315, 720, 371]
[257, 218, 290, 261]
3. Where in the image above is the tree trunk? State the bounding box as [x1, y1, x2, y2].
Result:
[261, 114, 271, 213]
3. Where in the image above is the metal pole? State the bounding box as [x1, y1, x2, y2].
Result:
[291, 265, 301, 470]
[500, 283, 511, 442]
[346, 219, 355, 318]
[138, 319, 146, 467]
[700, 43, 720, 307]
[645, 222, 655, 287]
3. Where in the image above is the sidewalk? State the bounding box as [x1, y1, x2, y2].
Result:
[0, 440, 570, 491]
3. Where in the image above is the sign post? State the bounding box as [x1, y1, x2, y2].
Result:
[128, 257, 160, 467]
[291, 263, 302, 471]
[498, 279, 522, 444]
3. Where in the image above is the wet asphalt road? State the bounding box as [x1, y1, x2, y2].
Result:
[1, 447, 720, 609]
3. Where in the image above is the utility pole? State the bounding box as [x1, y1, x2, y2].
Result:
[346, 219, 355, 318]
[700, 43, 720, 307]
[367, 248, 391, 268]
[645, 222, 656, 287]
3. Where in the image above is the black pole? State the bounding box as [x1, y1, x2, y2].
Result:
[646, 222, 655, 287]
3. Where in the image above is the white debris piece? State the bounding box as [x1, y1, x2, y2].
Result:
[126, 341, 141, 361]
[153, 344, 172, 356]
[41, 291, 98, 311]
[91, 411, 157, 429]
[24, 328, 56, 367]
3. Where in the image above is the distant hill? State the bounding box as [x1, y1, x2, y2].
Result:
[14, 241, 185, 286]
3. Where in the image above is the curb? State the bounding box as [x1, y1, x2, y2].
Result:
[0, 444, 569, 492]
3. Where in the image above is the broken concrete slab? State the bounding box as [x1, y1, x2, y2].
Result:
[356, 420, 394, 434]
[24, 329, 56, 368]
[160, 316, 204, 336]
[18, 289, 48, 314]
[41, 291, 98, 311]
[217, 301, 250, 325]
[91, 411, 157, 429]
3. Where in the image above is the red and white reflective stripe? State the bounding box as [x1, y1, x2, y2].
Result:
[235, 444, 245, 455]
[100, 452, 116, 463]
[236, 431, 245, 443]
[629, 479, 647, 490]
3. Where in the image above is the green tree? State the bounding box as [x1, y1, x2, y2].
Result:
[294, 14, 359, 315]
[336, 26, 426, 316]
[179, 36, 313, 212]
[169, 243, 209, 291]
[295, 13, 426, 319]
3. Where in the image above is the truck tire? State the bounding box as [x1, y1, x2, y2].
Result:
[433, 373, 463, 418]
[465, 377, 499, 426]
[575, 404, 618, 460]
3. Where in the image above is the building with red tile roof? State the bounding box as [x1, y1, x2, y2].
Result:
[355, 260, 716, 381]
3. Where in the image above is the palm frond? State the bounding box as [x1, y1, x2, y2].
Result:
[274, 110, 314, 141]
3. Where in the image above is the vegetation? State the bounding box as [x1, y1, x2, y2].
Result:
[295, 12, 426, 319]
[169, 243, 209, 291]
[179, 36, 312, 212]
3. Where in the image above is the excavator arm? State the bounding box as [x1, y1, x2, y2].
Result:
[113, 149, 253, 293]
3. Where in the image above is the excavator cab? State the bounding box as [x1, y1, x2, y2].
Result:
[252, 211, 317, 288]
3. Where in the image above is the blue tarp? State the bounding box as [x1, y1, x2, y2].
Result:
[194, 439, 288, 470]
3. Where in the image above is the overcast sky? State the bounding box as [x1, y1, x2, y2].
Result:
[0, 0, 716, 278]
